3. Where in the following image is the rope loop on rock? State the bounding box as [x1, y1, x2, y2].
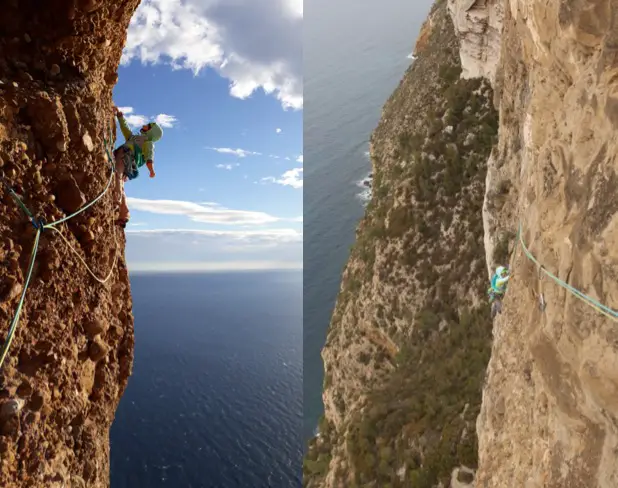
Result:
[0, 228, 41, 368]
[0, 128, 119, 369]
[44, 136, 116, 229]
[517, 222, 618, 323]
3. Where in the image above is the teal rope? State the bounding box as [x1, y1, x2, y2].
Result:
[517, 222, 618, 319]
[0, 175, 36, 223]
[44, 135, 116, 229]
[0, 228, 42, 367]
[0, 131, 117, 369]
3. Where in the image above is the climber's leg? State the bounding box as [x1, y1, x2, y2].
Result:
[113, 147, 125, 174]
[118, 182, 130, 225]
[113, 147, 125, 203]
[113, 147, 131, 226]
[491, 300, 502, 319]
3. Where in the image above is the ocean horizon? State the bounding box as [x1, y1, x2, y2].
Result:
[110, 270, 302, 488]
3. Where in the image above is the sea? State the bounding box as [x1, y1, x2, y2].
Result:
[304, 0, 436, 444]
[110, 271, 302, 488]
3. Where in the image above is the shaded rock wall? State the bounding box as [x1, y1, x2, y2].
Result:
[451, 0, 618, 486]
[447, 0, 504, 84]
[0, 1, 140, 486]
[304, 3, 499, 486]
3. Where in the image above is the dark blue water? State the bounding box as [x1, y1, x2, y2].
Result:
[303, 0, 434, 443]
[110, 271, 302, 488]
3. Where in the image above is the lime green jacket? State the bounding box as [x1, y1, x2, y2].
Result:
[118, 115, 155, 167]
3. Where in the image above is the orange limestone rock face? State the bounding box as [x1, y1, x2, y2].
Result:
[448, 0, 618, 486]
[412, 9, 436, 57]
[0, 1, 140, 486]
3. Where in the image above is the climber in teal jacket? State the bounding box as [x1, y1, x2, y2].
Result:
[112, 106, 164, 227]
[490, 265, 510, 295]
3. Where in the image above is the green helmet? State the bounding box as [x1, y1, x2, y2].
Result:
[141, 122, 163, 142]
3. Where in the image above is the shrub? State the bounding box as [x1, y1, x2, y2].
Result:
[305, 7, 500, 487]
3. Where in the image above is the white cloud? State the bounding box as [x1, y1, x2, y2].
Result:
[122, 0, 302, 110]
[286, 0, 302, 17]
[126, 197, 292, 225]
[125, 227, 302, 271]
[261, 167, 303, 189]
[129, 261, 302, 272]
[125, 114, 149, 128]
[276, 128, 282, 134]
[155, 113, 178, 128]
[127, 227, 302, 243]
[119, 109, 178, 129]
[216, 163, 240, 170]
[207, 147, 261, 157]
[278, 167, 303, 188]
[296, 154, 303, 163]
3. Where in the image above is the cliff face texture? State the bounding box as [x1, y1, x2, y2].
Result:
[0, 2, 139, 486]
[462, 0, 618, 486]
[306, 0, 618, 487]
[447, 0, 504, 84]
[305, 3, 498, 487]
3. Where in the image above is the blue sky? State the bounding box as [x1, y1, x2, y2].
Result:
[113, 0, 303, 272]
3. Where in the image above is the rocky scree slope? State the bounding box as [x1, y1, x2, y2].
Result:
[304, 3, 499, 487]
[458, 0, 618, 486]
[0, 1, 139, 486]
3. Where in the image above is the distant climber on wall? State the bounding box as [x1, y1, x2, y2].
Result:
[490, 265, 510, 295]
[112, 106, 163, 227]
[488, 265, 510, 317]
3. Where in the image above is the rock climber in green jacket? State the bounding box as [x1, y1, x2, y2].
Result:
[488, 265, 510, 318]
[112, 106, 164, 227]
[490, 265, 510, 296]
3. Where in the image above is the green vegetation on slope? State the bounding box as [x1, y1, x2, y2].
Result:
[345, 306, 492, 487]
[344, 74, 497, 488]
[304, 3, 499, 487]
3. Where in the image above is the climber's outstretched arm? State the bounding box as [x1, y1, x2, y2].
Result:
[143, 142, 155, 178]
[115, 110, 133, 141]
[495, 275, 510, 288]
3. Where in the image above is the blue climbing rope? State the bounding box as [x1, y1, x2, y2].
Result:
[0, 130, 118, 369]
[517, 222, 618, 322]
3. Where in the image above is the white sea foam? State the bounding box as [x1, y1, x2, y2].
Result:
[356, 172, 373, 205]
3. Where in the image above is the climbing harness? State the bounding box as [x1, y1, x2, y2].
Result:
[0, 130, 120, 369]
[115, 144, 140, 180]
[487, 288, 503, 303]
[516, 222, 618, 323]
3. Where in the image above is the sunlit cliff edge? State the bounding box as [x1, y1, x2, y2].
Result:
[0, 2, 139, 486]
[305, 0, 618, 487]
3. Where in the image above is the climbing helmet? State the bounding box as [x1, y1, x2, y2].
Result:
[140, 121, 163, 142]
